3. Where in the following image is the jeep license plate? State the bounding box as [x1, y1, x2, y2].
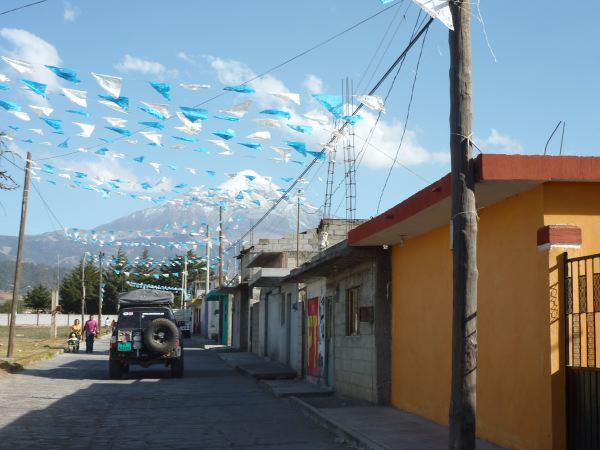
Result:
[117, 342, 132, 352]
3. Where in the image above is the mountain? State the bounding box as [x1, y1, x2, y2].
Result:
[0, 170, 321, 266]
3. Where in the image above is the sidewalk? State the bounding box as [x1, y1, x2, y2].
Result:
[215, 349, 503, 449]
[216, 351, 297, 379]
[290, 395, 504, 450]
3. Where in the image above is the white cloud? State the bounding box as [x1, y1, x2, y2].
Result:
[63, 157, 173, 194]
[476, 128, 523, 153]
[202, 55, 292, 109]
[197, 55, 444, 169]
[303, 74, 324, 94]
[63, 2, 80, 22]
[114, 54, 177, 79]
[293, 108, 447, 170]
[177, 51, 201, 67]
[0, 28, 63, 100]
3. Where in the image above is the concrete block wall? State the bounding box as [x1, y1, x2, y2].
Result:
[0, 313, 117, 327]
[328, 261, 378, 403]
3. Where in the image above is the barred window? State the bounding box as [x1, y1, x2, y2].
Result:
[346, 287, 360, 336]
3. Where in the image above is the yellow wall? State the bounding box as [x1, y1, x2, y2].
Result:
[544, 182, 600, 450]
[390, 184, 589, 449]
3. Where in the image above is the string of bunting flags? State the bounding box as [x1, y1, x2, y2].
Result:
[0, 49, 385, 209]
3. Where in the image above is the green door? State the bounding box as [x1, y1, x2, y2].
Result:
[221, 296, 229, 345]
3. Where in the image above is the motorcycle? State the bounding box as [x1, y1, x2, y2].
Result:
[67, 332, 80, 353]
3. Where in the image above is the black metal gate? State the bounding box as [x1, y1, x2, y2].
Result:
[564, 252, 600, 450]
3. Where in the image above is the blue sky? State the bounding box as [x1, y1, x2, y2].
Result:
[0, 0, 598, 237]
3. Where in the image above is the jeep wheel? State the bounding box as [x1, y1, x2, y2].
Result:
[109, 359, 123, 379]
[143, 318, 178, 353]
[171, 355, 184, 378]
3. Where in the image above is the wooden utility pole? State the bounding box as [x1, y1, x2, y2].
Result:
[296, 189, 303, 267]
[206, 225, 210, 293]
[81, 254, 86, 328]
[181, 255, 188, 309]
[218, 206, 223, 287]
[98, 252, 103, 333]
[6, 152, 32, 358]
[448, 1, 478, 449]
[50, 289, 58, 339]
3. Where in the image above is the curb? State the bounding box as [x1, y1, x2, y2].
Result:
[288, 396, 387, 450]
[0, 348, 65, 373]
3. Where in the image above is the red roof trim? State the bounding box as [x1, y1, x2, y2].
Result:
[477, 154, 600, 181]
[349, 154, 600, 246]
[348, 174, 451, 246]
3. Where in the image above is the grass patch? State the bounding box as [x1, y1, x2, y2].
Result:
[0, 326, 71, 372]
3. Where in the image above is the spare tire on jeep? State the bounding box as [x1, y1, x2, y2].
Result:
[143, 318, 178, 353]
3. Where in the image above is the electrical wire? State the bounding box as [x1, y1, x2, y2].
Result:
[37, 2, 403, 162]
[325, 12, 426, 218]
[0, 0, 49, 16]
[355, 1, 408, 94]
[226, 17, 434, 253]
[376, 24, 429, 213]
[0, 151, 65, 230]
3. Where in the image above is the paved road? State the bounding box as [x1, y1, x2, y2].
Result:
[0, 337, 348, 450]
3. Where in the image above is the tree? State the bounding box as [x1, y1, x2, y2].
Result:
[24, 284, 52, 312]
[102, 247, 130, 314]
[59, 258, 99, 314]
[129, 248, 155, 283]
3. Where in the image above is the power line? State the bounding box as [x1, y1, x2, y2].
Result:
[38, 1, 403, 162]
[0, 152, 65, 230]
[376, 24, 429, 213]
[226, 17, 434, 253]
[326, 12, 426, 219]
[0, 0, 49, 16]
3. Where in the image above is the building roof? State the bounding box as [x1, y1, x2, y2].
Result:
[349, 154, 600, 246]
[284, 240, 384, 283]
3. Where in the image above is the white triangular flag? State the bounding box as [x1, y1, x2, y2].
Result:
[8, 110, 30, 121]
[140, 101, 171, 119]
[62, 88, 88, 108]
[1, 56, 33, 74]
[354, 95, 385, 113]
[91, 72, 122, 98]
[149, 162, 161, 173]
[246, 131, 271, 141]
[98, 100, 127, 114]
[180, 83, 211, 91]
[303, 112, 329, 125]
[104, 117, 127, 127]
[412, 0, 453, 30]
[28, 128, 43, 135]
[207, 139, 229, 151]
[140, 131, 162, 146]
[0, 74, 10, 82]
[254, 118, 281, 128]
[271, 92, 301, 105]
[221, 100, 251, 118]
[271, 147, 291, 162]
[29, 105, 53, 117]
[73, 122, 95, 138]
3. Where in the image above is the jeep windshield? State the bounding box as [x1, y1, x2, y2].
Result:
[118, 308, 174, 329]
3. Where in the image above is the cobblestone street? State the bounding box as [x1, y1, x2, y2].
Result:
[0, 337, 348, 450]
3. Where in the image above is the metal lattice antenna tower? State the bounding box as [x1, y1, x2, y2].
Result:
[343, 77, 357, 234]
[323, 141, 337, 220]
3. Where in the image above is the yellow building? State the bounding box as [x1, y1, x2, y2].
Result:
[349, 154, 600, 449]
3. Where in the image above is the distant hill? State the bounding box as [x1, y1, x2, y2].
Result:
[0, 170, 320, 265]
[0, 260, 62, 292]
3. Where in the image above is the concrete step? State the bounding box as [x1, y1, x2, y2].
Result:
[260, 379, 334, 398]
